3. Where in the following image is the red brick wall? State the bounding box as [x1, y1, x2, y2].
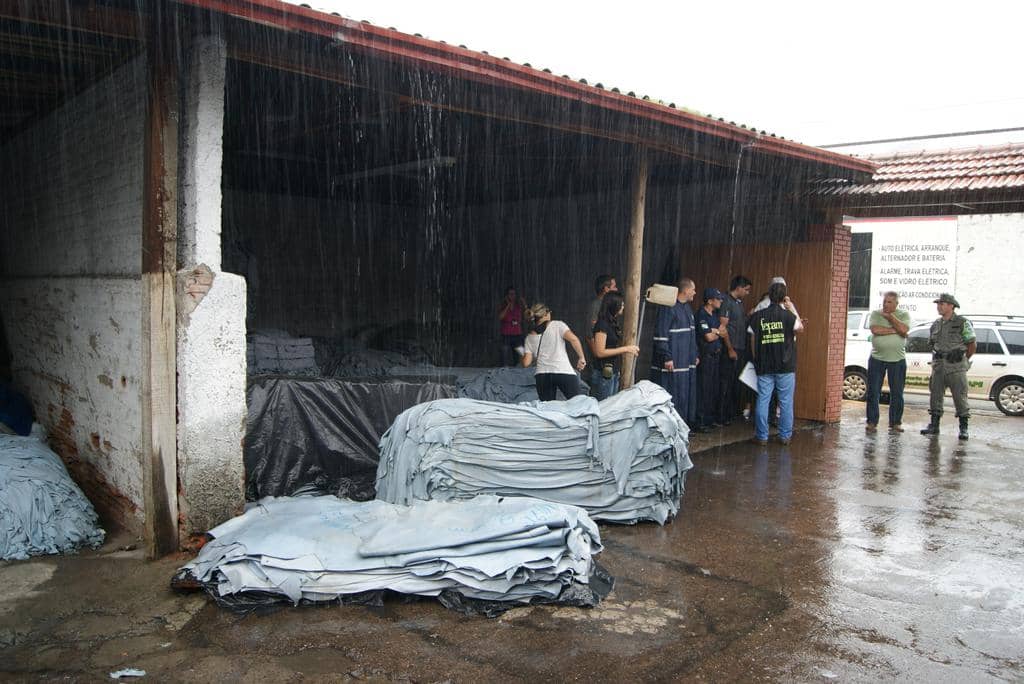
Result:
[825, 225, 851, 423]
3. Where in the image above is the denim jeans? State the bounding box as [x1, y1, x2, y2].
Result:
[755, 373, 795, 441]
[866, 357, 907, 425]
[590, 371, 620, 401]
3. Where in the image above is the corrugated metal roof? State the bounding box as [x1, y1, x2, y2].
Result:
[813, 143, 1024, 197]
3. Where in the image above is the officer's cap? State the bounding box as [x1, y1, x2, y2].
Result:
[703, 287, 725, 301]
[933, 293, 960, 308]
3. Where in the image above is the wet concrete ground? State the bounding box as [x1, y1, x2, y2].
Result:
[2, 401, 1022, 681]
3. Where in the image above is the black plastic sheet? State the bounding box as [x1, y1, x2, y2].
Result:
[171, 561, 614, 618]
[245, 377, 456, 500]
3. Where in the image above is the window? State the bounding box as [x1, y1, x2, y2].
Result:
[906, 329, 931, 354]
[973, 328, 1003, 355]
[998, 330, 1024, 355]
[847, 312, 862, 332]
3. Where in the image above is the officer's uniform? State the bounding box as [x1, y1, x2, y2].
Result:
[696, 289, 725, 429]
[922, 293, 975, 438]
[927, 315, 975, 417]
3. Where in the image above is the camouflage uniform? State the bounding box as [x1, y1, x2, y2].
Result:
[927, 314, 976, 418]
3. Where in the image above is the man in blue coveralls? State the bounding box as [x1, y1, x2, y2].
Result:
[652, 277, 699, 428]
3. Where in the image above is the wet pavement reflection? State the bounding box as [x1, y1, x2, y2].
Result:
[0, 402, 1021, 680]
[675, 402, 1024, 680]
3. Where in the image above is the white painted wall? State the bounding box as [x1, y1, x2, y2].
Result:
[176, 35, 247, 537]
[953, 213, 1024, 315]
[0, 57, 147, 531]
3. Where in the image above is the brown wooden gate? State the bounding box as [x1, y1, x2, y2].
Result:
[680, 239, 837, 422]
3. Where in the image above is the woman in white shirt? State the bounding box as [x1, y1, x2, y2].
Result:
[521, 303, 587, 401]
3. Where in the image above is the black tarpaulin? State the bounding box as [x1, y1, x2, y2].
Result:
[244, 377, 456, 500]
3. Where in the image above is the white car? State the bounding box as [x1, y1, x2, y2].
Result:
[843, 316, 1024, 416]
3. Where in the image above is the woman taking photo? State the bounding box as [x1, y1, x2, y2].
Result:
[521, 303, 587, 401]
[589, 291, 640, 400]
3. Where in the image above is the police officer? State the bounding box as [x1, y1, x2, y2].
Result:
[696, 287, 727, 431]
[920, 293, 976, 440]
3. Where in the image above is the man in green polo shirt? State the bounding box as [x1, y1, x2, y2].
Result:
[866, 291, 911, 432]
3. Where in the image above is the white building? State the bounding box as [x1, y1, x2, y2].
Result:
[814, 143, 1024, 316]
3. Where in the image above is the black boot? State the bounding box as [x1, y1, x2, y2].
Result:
[958, 417, 969, 441]
[920, 415, 941, 435]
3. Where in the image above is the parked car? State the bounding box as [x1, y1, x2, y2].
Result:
[843, 309, 872, 401]
[843, 316, 1024, 416]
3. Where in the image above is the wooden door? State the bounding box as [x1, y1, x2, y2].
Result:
[680, 240, 835, 421]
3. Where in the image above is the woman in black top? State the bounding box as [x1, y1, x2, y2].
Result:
[589, 292, 640, 400]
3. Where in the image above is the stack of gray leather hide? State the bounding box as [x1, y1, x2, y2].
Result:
[0, 433, 105, 560]
[177, 495, 603, 609]
[375, 381, 691, 524]
[247, 330, 319, 376]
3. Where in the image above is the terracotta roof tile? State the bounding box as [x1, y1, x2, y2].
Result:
[815, 143, 1024, 196]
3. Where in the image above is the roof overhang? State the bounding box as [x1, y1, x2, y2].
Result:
[176, 0, 876, 176]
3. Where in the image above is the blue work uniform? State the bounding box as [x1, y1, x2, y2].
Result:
[652, 301, 698, 426]
[696, 307, 723, 428]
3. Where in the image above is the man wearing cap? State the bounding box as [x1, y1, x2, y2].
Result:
[695, 287, 728, 431]
[755, 276, 801, 319]
[920, 293, 976, 440]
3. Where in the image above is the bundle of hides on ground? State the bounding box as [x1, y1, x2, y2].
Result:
[456, 366, 540, 403]
[247, 330, 319, 376]
[175, 495, 608, 614]
[0, 432, 105, 560]
[376, 380, 691, 524]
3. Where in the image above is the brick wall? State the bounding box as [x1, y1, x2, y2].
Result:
[826, 225, 851, 423]
[0, 56, 147, 534]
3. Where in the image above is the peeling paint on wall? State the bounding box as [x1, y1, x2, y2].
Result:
[0, 57, 147, 535]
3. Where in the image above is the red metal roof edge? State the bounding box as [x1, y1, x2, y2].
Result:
[175, 0, 876, 175]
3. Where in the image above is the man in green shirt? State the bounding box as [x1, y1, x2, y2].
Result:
[866, 291, 911, 432]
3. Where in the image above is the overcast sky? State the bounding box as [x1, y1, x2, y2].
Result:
[290, 0, 1024, 154]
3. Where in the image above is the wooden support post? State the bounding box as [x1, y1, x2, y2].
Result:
[620, 149, 649, 388]
[141, 2, 180, 558]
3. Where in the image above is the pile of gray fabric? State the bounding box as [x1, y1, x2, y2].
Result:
[0, 433, 105, 560]
[376, 381, 691, 524]
[247, 330, 319, 376]
[455, 366, 540, 403]
[317, 346, 418, 379]
[175, 495, 606, 613]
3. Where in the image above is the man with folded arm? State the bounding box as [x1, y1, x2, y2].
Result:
[865, 291, 911, 433]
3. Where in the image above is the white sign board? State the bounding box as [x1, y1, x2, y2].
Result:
[849, 218, 957, 317]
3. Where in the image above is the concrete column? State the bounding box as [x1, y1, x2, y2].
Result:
[176, 32, 246, 542]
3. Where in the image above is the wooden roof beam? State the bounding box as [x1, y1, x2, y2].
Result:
[0, 0, 143, 41]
